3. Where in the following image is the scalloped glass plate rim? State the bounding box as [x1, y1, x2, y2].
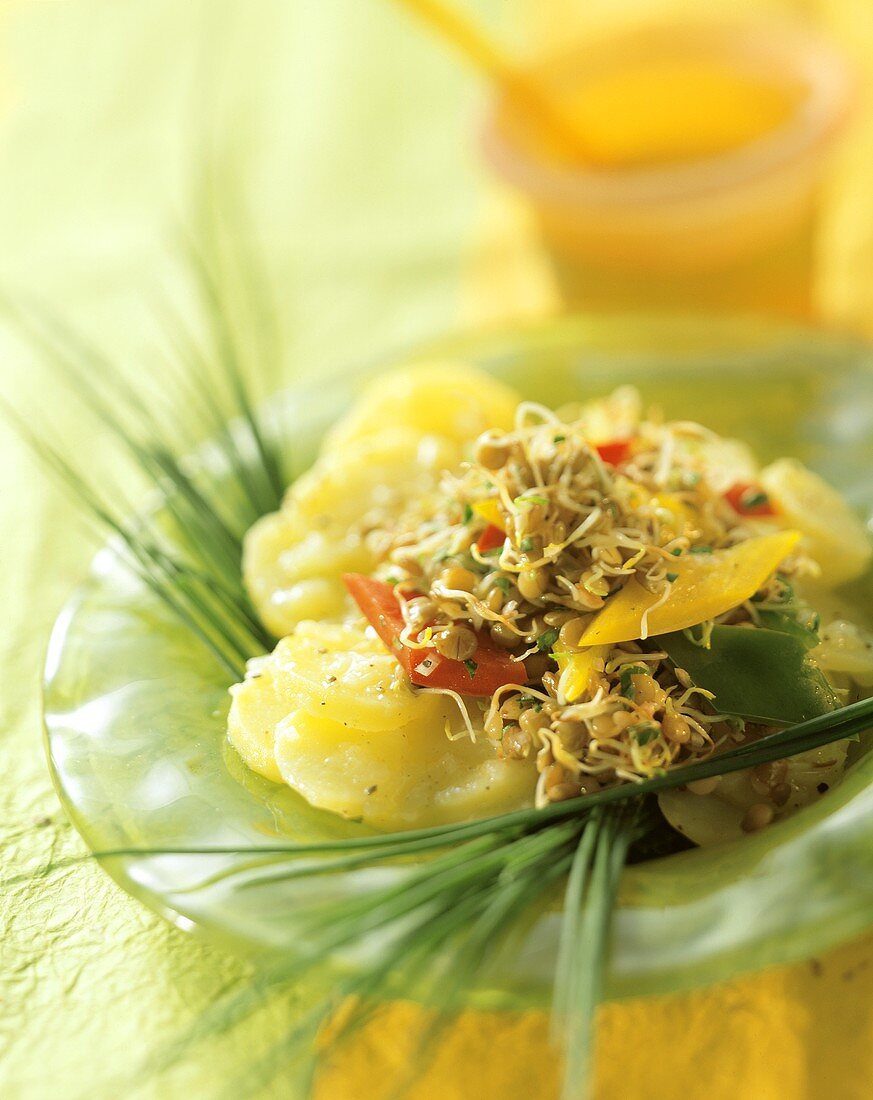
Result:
[43, 312, 873, 1004]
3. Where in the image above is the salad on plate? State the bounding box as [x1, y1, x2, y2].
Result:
[230, 365, 873, 845]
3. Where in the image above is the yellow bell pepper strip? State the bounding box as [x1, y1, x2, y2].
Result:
[660, 624, 838, 724]
[553, 642, 610, 702]
[471, 499, 507, 553]
[580, 530, 801, 645]
[617, 483, 695, 535]
[652, 491, 695, 531]
[472, 498, 504, 530]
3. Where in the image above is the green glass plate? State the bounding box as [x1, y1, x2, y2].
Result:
[43, 314, 873, 1004]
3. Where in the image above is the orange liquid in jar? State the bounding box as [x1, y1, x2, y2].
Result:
[484, 25, 848, 318]
[548, 61, 802, 169]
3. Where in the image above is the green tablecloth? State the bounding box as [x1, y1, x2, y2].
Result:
[4, 3, 873, 1099]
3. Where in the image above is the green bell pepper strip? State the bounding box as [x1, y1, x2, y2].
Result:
[754, 608, 820, 649]
[658, 624, 839, 725]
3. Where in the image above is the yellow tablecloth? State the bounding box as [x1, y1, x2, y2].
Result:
[2, 2, 873, 1098]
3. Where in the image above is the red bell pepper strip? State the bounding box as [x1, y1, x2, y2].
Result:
[476, 524, 506, 553]
[595, 439, 632, 466]
[343, 573, 526, 696]
[725, 482, 777, 517]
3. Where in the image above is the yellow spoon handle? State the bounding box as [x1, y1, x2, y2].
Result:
[392, 0, 592, 160]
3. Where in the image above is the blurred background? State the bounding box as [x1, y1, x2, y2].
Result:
[2, 0, 873, 386]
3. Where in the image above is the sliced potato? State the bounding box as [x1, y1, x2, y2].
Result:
[291, 427, 460, 528]
[243, 513, 372, 638]
[227, 618, 444, 783]
[680, 436, 759, 493]
[813, 618, 873, 687]
[228, 619, 535, 828]
[659, 740, 849, 847]
[657, 788, 747, 848]
[269, 620, 439, 732]
[274, 707, 536, 829]
[227, 655, 291, 784]
[243, 428, 459, 637]
[245, 366, 518, 638]
[324, 362, 519, 451]
[761, 458, 872, 586]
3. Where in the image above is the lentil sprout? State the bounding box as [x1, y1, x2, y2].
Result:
[364, 389, 814, 807]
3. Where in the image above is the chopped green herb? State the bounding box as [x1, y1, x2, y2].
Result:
[520, 536, 535, 553]
[632, 725, 659, 747]
[553, 434, 566, 444]
[385, 576, 400, 586]
[494, 576, 511, 592]
[689, 545, 713, 555]
[670, 547, 683, 556]
[518, 699, 543, 714]
[516, 493, 549, 507]
[776, 577, 795, 604]
[462, 502, 473, 525]
[463, 658, 478, 679]
[619, 664, 648, 699]
[666, 572, 679, 583]
[668, 469, 700, 491]
[537, 628, 560, 652]
[741, 489, 770, 509]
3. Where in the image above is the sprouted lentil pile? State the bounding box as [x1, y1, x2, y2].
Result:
[363, 389, 817, 808]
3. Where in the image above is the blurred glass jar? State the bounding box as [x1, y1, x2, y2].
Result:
[481, 17, 852, 317]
